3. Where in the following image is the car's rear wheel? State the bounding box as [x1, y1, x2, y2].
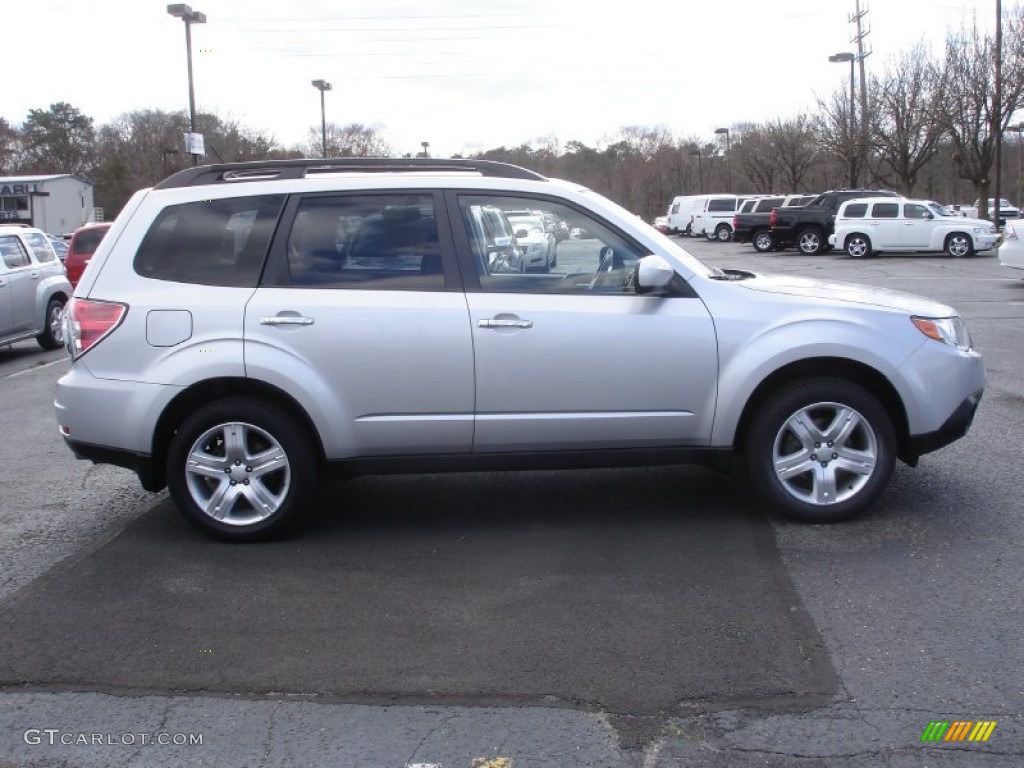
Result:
[752, 231, 774, 252]
[167, 397, 317, 541]
[844, 233, 872, 258]
[797, 228, 824, 255]
[36, 297, 66, 350]
[744, 378, 896, 523]
[715, 224, 732, 242]
[945, 232, 973, 258]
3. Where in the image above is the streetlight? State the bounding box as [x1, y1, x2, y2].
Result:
[714, 127, 731, 190]
[162, 148, 179, 177]
[311, 80, 332, 158]
[167, 4, 207, 166]
[420, 141, 430, 158]
[1015, 122, 1024, 209]
[829, 52, 857, 187]
[689, 148, 703, 194]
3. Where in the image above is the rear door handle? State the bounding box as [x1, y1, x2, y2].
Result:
[260, 315, 315, 326]
[478, 318, 533, 329]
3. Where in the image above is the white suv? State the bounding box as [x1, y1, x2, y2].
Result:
[56, 159, 985, 541]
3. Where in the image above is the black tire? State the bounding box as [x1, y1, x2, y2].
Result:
[36, 297, 66, 350]
[844, 233, 872, 259]
[944, 232, 973, 258]
[744, 377, 896, 524]
[166, 397, 317, 541]
[752, 231, 774, 253]
[797, 228, 825, 255]
[715, 224, 732, 242]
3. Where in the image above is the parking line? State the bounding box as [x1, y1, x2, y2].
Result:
[4, 358, 69, 379]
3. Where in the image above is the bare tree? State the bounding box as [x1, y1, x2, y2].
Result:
[301, 123, 391, 158]
[730, 125, 777, 193]
[766, 115, 819, 192]
[934, 6, 1024, 218]
[815, 88, 862, 187]
[867, 45, 946, 195]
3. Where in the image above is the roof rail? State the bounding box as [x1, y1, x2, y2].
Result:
[154, 157, 546, 189]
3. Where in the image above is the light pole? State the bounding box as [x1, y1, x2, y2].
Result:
[994, 0, 1003, 227]
[167, 4, 206, 166]
[420, 141, 430, 158]
[829, 52, 857, 187]
[689, 148, 703, 193]
[714, 127, 731, 190]
[311, 80, 332, 158]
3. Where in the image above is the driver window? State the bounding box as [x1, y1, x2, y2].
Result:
[457, 195, 646, 294]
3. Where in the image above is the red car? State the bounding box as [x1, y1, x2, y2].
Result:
[65, 223, 112, 287]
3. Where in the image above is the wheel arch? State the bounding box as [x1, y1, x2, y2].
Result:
[150, 376, 325, 490]
[731, 357, 912, 465]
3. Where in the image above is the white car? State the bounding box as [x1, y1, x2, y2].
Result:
[999, 219, 1024, 271]
[829, 197, 999, 258]
[505, 211, 556, 271]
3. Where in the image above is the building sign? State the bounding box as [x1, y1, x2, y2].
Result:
[0, 184, 40, 195]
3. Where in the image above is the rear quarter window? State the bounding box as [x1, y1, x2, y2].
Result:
[707, 198, 736, 213]
[134, 195, 285, 287]
[871, 203, 899, 219]
[843, 203, 868, 218]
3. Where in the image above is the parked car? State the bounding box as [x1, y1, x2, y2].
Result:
[0, 225, 71, 349]
[999, 219, 1024, 272]
[65, 223, 112, 288]
[690, 194, 741, 242]
[829, 197, 999, 258]
[465, 204, 523, 273]
[733, 194, 811, 252]
[55, 158, 984, 541]
[46, 234, 69, 262]
[505, 210, 556, 271]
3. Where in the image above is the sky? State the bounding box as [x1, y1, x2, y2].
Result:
[7, 0, 1003, 159]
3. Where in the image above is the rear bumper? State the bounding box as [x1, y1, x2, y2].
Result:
[64, 438, 162, 491]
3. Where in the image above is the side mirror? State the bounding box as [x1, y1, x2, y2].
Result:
[634, 255, 675, 294]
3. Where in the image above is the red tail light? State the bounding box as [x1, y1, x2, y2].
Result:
[769, 209, 778, 227]
[65, 298, 127, 358]
[733, 215, 739, 230]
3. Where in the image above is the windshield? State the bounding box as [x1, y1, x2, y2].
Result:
[925, 201, 954, 217]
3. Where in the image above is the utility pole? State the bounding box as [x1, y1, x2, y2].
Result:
[994, 0, 1003, 227]
[850, 0, 872, 183]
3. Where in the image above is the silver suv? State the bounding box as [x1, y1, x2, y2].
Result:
[55, 159, 985, 541]
[0, 225, 71, 349]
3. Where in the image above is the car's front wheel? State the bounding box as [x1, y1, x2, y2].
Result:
[744, 378, 896, 523]
[797, 228, 825, 255]
[37, 297, 66, 350]
[945, 232, 973, 258]
[166, 397, 317, 541]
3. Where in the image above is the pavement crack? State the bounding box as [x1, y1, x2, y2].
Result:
[405, 710, 458, 766]
[257, 699, 283, 768]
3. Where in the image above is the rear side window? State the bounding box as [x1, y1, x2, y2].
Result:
[271, 194, 444, 290]
[0, 235, 30, 268]
[23, 232, 56, 263]
[134, 195, 285, 287]
[754, 197, 785, 212]
[707, 198, 735, 213]
[843, 203, 868, 218]
[71, 228, 108, 256]
[871, 203, 899, 218]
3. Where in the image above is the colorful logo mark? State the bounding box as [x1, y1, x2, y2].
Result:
[921, 720, 997, 742]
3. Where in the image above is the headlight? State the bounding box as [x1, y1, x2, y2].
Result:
[911, 316, 972, 351]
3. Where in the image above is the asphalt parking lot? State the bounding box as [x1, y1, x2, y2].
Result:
[1, 238, 1022, 767]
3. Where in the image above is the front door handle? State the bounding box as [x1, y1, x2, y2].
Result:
[478, 318, 533, 329]
[260, 315, 315, 326]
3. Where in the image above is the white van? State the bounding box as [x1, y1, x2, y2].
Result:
[665, 195, 700, 235]
[690, 194, 741, 241]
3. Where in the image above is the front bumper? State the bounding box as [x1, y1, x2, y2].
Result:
[904, 390, 983, 463]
